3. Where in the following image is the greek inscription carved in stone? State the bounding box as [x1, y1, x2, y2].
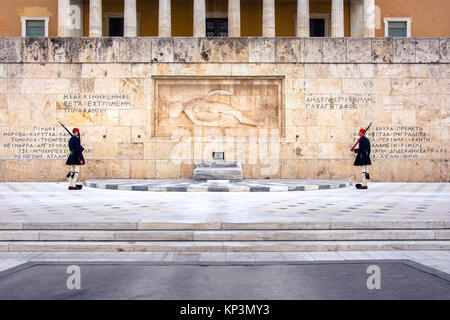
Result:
[369, 126, 447, 160]
[60, 94, 132, 113]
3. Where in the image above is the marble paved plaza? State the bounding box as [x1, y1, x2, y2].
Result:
[0, 182, 448, 224]
[0, 182, 449, 276]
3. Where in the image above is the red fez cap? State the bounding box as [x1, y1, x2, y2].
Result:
[73, 128, 79, 133]
[359, 128, 366, 133]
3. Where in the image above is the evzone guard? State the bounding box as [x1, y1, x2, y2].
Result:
[66, 127, 85, 190]
[351, 124, 372, 190]
[59, 122, 85, 190]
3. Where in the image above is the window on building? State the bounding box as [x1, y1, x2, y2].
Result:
[21, 17, 49, 37]
[310, 19, 325, 37]
[109, 18, 124, 37]
[206, 18, 228, 37]
[388, 21, 407, 37]
[384, 18, 412, 37]
[103, 13, 141, 36]
[26, 20, 45, 37]
[295, 14, 329, 37]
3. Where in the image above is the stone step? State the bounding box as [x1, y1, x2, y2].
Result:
[2, 240, 450, 252]
[2, 220, 449, 230]
[1, 229, 450, 241]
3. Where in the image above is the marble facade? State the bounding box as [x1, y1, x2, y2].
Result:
[0, 37, 448, 182]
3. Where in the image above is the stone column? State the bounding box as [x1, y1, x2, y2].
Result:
[228, 0, 240, 37]
[89, 0, 102, 37]
[193, 0, 206, 37]
[124, 0, 137, 37]
[350, 0, 363, 37]
[159, 0, 171, 37]
[362, 0, 375, 37]
[296, 0, 309, 37]
[58, 0, 70, 36]
[262, 0, 275, 37]
[331, 0, 344, 37]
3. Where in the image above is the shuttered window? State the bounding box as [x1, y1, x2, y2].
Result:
[388, 21, 407, 37]
[25, 20, 46, 37]
[384, 18, 412, 37]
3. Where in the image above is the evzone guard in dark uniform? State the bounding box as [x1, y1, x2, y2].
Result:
[66, 128, 85, 190]
[353, 128, 371, 190]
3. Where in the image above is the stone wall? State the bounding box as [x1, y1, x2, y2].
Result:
[0, 37, 448, 182]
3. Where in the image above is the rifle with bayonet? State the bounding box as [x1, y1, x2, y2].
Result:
[58, 120, 73, 136]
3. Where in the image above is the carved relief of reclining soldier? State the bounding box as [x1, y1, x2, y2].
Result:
[165, 90, 267, 128]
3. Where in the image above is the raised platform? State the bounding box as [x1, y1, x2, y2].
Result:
[194, 162, 243, 181]
[84, 179, 352, 192]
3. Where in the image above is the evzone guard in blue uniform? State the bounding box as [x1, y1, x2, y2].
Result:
[65, 128, 85, 190]
[353, 128, 371, 190]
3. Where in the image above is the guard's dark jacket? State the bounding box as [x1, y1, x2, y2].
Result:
[66, 135, 85, 166]
[353, 135, 371, 166]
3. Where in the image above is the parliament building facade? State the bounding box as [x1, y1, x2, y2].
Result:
[1, 1, 449, 38]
